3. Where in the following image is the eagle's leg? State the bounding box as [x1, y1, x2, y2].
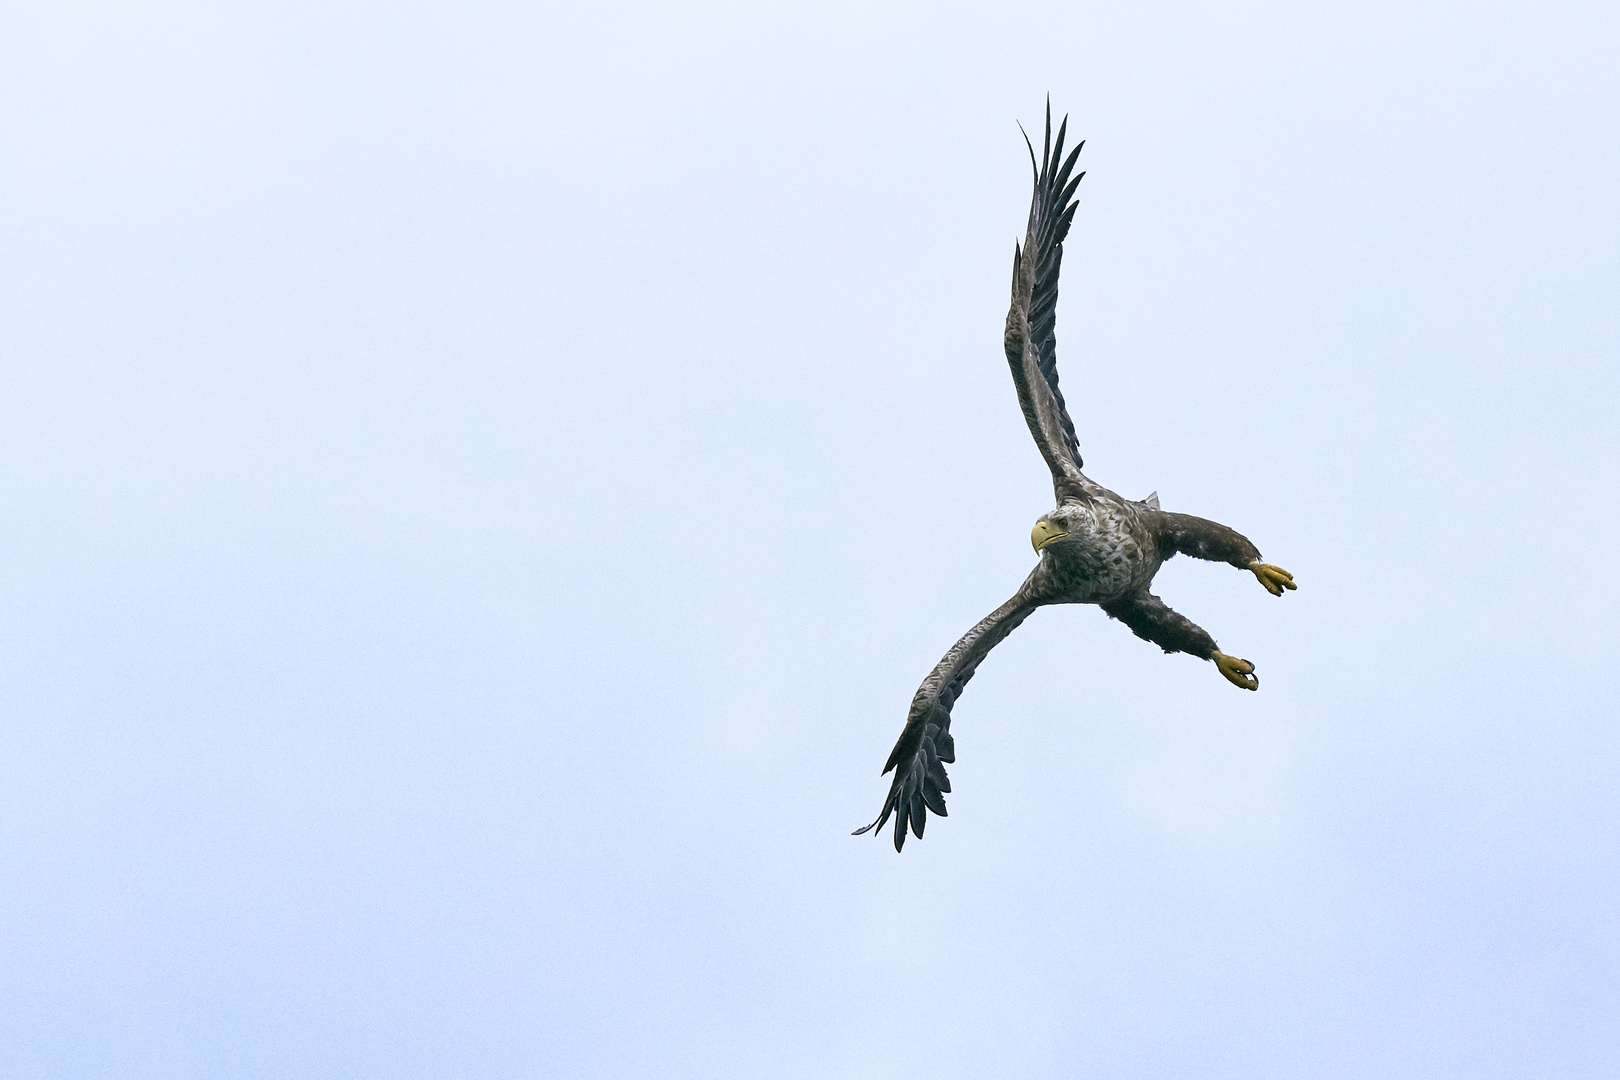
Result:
[1154, 512, 1296, 597]
[1212, 652, 1259, 691]
[1101, 591, 1259, 691]
[1249, 562, 1295, 596]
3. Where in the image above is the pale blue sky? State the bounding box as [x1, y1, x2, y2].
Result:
[3, 1, 1618, 1077]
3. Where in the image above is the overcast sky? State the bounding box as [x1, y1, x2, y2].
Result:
[3, 1, 1618, 1077]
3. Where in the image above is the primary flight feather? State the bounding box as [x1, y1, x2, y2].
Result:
[855, 103, 1297, 852]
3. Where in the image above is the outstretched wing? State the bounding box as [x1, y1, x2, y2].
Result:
[854, 592, 1039, 851]
[1004, 102, 1087, 500]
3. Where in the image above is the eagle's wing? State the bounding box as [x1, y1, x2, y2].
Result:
[1004, 103, 1087, 501]
[854, 592, 1039, 851]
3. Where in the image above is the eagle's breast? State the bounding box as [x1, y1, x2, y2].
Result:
[1044, 497, 1161, 603]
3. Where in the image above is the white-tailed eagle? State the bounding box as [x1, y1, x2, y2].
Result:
[856, 104, 1297, 852]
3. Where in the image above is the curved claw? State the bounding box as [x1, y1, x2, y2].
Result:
[1213, 651, 1258, 691]
[1249, 562, 1297, 597]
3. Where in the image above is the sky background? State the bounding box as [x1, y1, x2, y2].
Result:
[3, 1, 1618, 1077]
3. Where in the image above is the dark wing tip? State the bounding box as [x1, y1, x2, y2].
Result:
[856, 716, 955, 852]
[1041, 101, 1052, 176]
[1017, 121, 1037, 179]
[858, 599, 1032, 853]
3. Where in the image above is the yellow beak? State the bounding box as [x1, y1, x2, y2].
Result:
[1031, 519, 1068, 552]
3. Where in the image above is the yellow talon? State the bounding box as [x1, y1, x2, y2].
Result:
[1213, 651, 1258, 691]
[1249, 561, 1296, 597]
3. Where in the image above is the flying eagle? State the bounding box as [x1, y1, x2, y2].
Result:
[855, 105, 1297, 851]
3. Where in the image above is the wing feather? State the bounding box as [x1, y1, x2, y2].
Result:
[854, 592, 1038, 851]
[1005, 101, 1087, 499]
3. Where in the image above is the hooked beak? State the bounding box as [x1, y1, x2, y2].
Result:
[1031, 519, 1068, 552]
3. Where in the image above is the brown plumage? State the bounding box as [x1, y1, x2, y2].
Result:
[854, 103, 1297, 852]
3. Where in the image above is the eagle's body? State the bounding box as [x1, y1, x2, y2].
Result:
[856, 106, 1297, 851]
[1034, 489, 1159, 603]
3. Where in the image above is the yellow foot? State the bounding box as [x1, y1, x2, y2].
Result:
[1213, 651, 1258, 691]
[1249, 562, 1297, 597]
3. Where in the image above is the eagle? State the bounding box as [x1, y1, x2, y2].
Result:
[855, 104, 1297, 852]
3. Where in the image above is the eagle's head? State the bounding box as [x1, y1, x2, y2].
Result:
[1030, 510, 1078, 554]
